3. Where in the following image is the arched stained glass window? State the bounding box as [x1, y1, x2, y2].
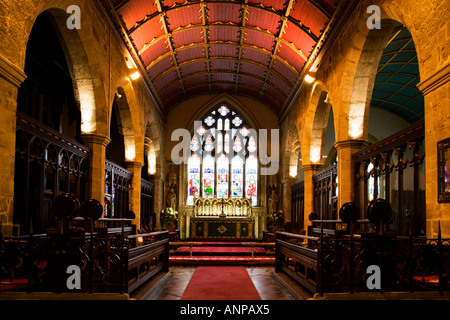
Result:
[187, 154, 200, 205]
[217, 154, 229, 198]
[187, 104, 258, 206]
[231, 155, 244, 198]
[203, 155, 215, 198]
[246, 155, 258, 206]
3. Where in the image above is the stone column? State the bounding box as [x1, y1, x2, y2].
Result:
[0, 54, 26, 236]
[334, 139, 368, 209]
[301, 164, 323, 230]
[150, 174, 164, 229]
[81, 134, 111, 211]
[417, 63, 450, 238]
[124, 161, 144, 229]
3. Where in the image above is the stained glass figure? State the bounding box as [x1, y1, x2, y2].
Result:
[231, 155, 244, 198]
[187, 154, 200, 205]
[217, 154, 229, 198]
[245, 155, 258, 206]
[203, 155, 215, 198]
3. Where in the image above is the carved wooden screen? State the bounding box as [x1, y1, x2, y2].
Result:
[353, 120, 425, 236]
[313, 164, 338, 228]
[291, 181, 304, 226]
[14, 112, 89, 234]
[140, 179, 154, 232]
[104, 160, 132, 220]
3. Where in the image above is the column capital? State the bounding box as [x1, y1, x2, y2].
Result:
[81, 133, 111, 147]
[334, 139, 368, 150]
[0, 53, 26, 87]
[301, 163, 324, 172]
[123, 160, 144, 170]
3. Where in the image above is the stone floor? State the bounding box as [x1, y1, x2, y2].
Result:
[133, 266, 312, 300]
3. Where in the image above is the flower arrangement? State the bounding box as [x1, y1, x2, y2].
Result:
[268, 210, 284, 228]
[161, 207, 178, 223]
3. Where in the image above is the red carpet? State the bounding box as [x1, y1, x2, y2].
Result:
[181, 266, 261, 300]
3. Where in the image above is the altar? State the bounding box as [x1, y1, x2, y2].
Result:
[190, 217, 255, 239]
[186, 197, 255, 239]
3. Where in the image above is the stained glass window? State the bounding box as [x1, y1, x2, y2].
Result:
[217, 154, 229, 198]
[190, 135, 200, 151]
[204, 135, 214, 152]
[197, 126, 206, 136]
[204, 116, 215, 126]
[186, 104, 258, 207]
[232, 117, 242, 127]
[233, 136, 242, 152]
[187, 154, 200, 205]
[231, 155, 244, 198]
[248, 135, 257, 153]
[245, 155, 258, 206]
[203, 155, 215, 198]
[224, 133, 230, 153]
[218, 105, 229, 116]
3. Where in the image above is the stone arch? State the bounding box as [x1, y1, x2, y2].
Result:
[336, 1, 426, 142]
[111, 85, 141, 162]
[25, 7, 99, 134]
[302, 81, 335, 165]
[347, 18, 400, 141]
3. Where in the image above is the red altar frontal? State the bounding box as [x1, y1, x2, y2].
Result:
[190, 217, 255, 239]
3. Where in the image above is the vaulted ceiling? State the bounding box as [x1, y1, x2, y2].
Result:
[371, 24, 423, 124]
[105, 0, 343, 116]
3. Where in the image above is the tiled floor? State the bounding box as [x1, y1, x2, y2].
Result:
[147, 266, 297, 300]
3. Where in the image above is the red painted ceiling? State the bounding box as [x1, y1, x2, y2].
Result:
[109, 0, 341, 115]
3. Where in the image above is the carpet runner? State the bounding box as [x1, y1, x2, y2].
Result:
[181, 266, 261, 300]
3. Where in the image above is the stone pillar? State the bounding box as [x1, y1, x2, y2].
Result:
[124, 161, 144, 229]
[302, 164, 323, 230]
[417, 63, 450, 238]
[334, 139, 368, 209]
[0, 54, 26, 236]
[81, 134, 111, 210]
[150, 174, 164, 229]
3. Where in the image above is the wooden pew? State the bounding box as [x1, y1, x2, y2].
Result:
[275, 231, 320, 294]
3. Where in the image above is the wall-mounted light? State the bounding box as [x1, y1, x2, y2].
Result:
[130, 69, 140, 81]
[304, 73, 315, 84]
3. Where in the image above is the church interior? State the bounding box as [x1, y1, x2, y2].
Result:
[0, 0, 449, 302]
